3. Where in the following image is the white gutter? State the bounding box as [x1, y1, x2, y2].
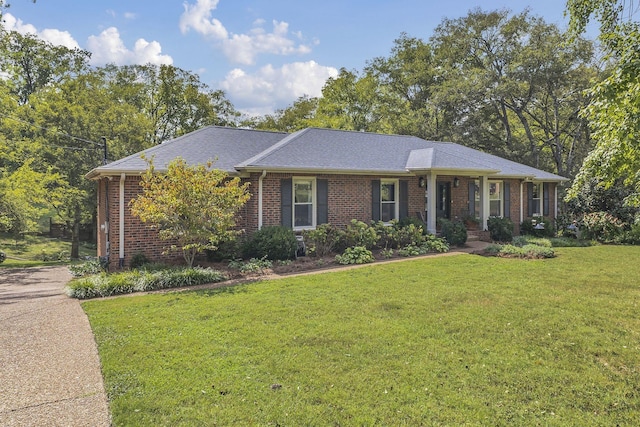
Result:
[258, 170, 267, 230]
[119, 173, 126, 268]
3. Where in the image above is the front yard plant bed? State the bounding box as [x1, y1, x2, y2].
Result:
[83, 246, 640, 426]
[65, 267, 227, 299]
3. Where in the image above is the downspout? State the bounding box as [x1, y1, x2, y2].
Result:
[554, 184, 558, 220]
[258, 170, 267, 230]
[104, 177, 110, 270]
[119, 173, 126, 268]
[520, 181, 524, 225]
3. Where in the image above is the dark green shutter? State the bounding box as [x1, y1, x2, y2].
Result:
[281, 178, 292, 228]
[468, 181, 475, 216]
[543, 183, 550, 216]
[527, 182, 534, 217]
[371, 180, 381, 222]
[399, 180, 409, 220]
[317, 179, 328, 225]
[504, 182, 511, 218]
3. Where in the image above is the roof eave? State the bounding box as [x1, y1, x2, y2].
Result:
[238, 166, 414, 176]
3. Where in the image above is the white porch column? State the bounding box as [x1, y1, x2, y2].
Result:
[480, 176, 490, 231]
[426, 171, 437, 234]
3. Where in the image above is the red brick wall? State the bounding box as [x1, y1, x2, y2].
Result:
[101, 175, 182, 269]
[95, 172, 557, 266]
[258, 172, 426, 229]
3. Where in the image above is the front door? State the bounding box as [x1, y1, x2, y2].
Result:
[436, 181, 451, 219]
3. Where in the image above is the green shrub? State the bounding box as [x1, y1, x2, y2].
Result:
[581, 211, 626, 243]
[487, 217, 514, 242]
[439, 219, 467, 246]
[303, 224, 343, 257]
[398, 235, 449, 257]
[130, 252, 150, 269]
[397, 216, 427, 233]
[620, 222, 640, 245]
[336, 220, 379, 252]
[394, 223, 426, 248]
[397, 244, 426, 257]
[65, 267, 227, 299]
[335, 246, 374, 265]
[497, 244, 555, 259]
[68, 258, 104, 277]
[205, 239, 242, 262]
[228, 257, 273, 274]
[373, 220, 426, 249]
[512, 236, 552, 248]
[548, 237, 593, 247]
[242, 226, 298, 260]
[520, 216, 555, 237]
[484, 244, 503, 255]
[381, 248, 394, 259]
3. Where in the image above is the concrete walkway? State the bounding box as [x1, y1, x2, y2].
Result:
[0, 266, 110, 427]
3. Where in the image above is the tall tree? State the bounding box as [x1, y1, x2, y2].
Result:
[429, 9, 596, 175]
[99, 64, 239, 144]
[366, 34, 444, 139]
[0, 31, 90, 104]
[250, 95, 318, 132]
[566, 0, 640, 206]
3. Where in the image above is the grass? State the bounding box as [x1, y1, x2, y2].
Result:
[83, 246, 640, 426]
[0, 232, 95, 268]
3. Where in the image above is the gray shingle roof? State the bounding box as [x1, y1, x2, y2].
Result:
[86, 126, 287, 177]
[87, 126, 567, 181]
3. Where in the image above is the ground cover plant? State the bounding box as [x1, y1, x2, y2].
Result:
[83, 246, 640, 426]
[66, 266, 226, 299]
[0, 232, 95, 268]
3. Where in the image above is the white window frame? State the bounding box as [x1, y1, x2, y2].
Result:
[293, 177, 316, 230]
[474, 180, 505, 218]
[489, 180, 504, 217]
[380, 179, 399, 223]
[531, 182, 542, 217]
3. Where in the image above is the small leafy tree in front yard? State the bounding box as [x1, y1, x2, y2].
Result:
[130, 157, 250, 267]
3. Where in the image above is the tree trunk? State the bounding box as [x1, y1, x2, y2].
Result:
[71, 205, 81, 259]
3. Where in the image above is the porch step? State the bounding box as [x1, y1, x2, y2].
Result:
[467, 230, 491, 243]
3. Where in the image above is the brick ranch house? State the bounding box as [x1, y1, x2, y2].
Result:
[86, 126, 568, 268]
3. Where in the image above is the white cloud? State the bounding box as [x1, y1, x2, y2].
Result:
[3, 13, 171, 66]
[180, 0, 311, 65]
[221, 60, 338, 115]
[124, 12, 137, 20]
[179, 0, 228, 39]
[87, 27, 173, 66]
[3, 13, 80, 49]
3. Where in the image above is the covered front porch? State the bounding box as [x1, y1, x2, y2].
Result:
[417, 173, 502, 235]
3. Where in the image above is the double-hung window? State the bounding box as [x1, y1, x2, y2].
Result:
[473, 180, 504, 217]
[381, 179, 398, 222]
[531, 183, 542, 216]
[293, 178, 315, 229]
[489, 181, 503, 217]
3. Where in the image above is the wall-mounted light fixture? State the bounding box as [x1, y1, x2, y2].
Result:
[418, 177, 426, 188]
[453, 177, 460, 188]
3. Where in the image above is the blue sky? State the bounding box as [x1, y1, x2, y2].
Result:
[4, 0, 576, 116]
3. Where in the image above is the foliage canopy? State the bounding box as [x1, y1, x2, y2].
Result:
[129, 157, 250, 267]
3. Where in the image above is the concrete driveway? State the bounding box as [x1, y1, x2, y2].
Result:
[0, 266, 110, 426]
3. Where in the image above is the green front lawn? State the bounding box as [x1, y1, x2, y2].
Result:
[83, 246, 640, 426]
[0, 233, 96, 268]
